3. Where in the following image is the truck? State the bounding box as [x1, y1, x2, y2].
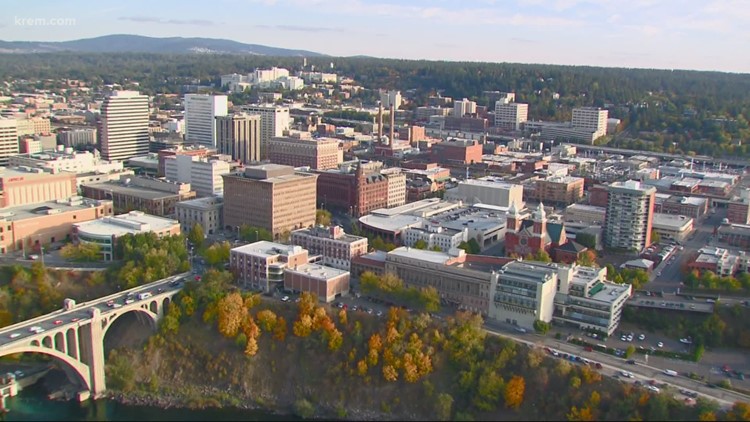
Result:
[663, 369, 678, 377]
[137, 292, 152, 300]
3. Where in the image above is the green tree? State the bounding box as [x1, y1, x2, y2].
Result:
[414, 239, 428, 250]
[435, 393, 454, 421]
[576, 233, 596, 249]
[316, 209, 332, 226]
[625, 345, 636, 358]
[533, 249, 552, 263]
[651, 230, 661, 244]
[188, 223, 205, 250]
[202, 241, 231, 267]
[372, 237, 388, 251]
[533, 320, 550, 335]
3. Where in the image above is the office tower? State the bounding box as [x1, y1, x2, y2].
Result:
[100, 91, 150, 161]
[216, 113, 262, 164]
[184, 94, 228, 147]
[453, 98, 477, 118]
[0, 118, 19, 166]
[241, 105, 291, 160]
[379, 90, 402, 109]
[494, 102, 529, 131]
[572, 107, 608, 139]
[603, 180, 656, 251]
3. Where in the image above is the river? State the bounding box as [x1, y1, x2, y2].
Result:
[4, 384, 297, 421]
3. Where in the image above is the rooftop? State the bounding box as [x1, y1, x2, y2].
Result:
[176, 197, 223, 209]
[84, 181, 182, 200]
[231, 241, 305, 258]
[286, 263, 349, 280]
[387, 246, 457, 265]
[652, 213, 693, 230]
[0, 196, 109, 222]
[74, 211, 178, 237]
[584, 280, 632, 304]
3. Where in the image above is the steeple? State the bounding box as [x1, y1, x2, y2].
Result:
[532, 202, 547, 236]
[507, 202, 520, 231]
[533, 202, 547, 222]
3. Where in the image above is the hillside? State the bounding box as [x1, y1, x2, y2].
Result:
[103, 269, 728, 421]
[0, 34, 325, 56]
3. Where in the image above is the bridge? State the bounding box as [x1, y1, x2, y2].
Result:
[0, 272, 190, 400]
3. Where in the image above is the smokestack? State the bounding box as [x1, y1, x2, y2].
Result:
[389, 105, 395, 147]
[377, 101, 383, 141]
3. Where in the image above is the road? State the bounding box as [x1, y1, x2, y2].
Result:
[0, 273, 190, 347]
[484, 322, 749, 409]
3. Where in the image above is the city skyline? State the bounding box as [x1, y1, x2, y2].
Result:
[1, 0, 748, 74]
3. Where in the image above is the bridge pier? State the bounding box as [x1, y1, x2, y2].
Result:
[79, 309, 107, 398]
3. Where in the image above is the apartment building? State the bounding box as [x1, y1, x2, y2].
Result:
[58, 128, 97, 148]
[494, 102, 528, 131]
[381, 167, 407, 208]
[571, 107, 608, 139]
[290, 225, 368, 270]
[0, 118, 19, 166]
[603, 180, 656, 251]
[222, 164, 317, 236]
[100, 91, 150, 161]
[164, 154, 230, 197]
[229, 241, 308, 292]
[532, 176, 585, 206]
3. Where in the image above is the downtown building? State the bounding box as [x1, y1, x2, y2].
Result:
[222, 164, 317, 237]
[100, 91, 150, 161]
[184, 94, 228, 147]
[267, 133, 343, 170]
[290, 225, 368, 271]
[0, 117, 19, 166]
[240, 105, 291, 160]
[215, 113, 262, 164]
[603, 180, 656, 251]
[164, 154, 231, 197]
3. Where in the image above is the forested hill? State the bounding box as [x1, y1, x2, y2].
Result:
[2, 53, 750, 157]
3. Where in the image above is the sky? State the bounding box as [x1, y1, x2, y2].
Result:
[1, 0, 749, 73]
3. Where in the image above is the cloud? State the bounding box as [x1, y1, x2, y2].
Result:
[510, 37, 538, 44]
[254, 24, 344, 33]
[118, 16, 217, 26]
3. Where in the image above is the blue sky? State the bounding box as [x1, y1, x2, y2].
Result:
[2, 0, 749, 73]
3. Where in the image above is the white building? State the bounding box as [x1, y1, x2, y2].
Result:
[402, 224, 467, 252]
[73, 210, 180, 260]
[604, 180, 656, 251]
[241, 105, 290, 160]
[9, 148, 123, 176]
[494, 102, 528, 131]
[572, 107, 608, 140]
[381, 167, 407, 208]
[445, 177, 524, 209]
[290, 225, 368, 271]
[164, 154, 231, 197]
[651, 213, 694, 242]
[100, 91, 150, 161]
[454, 98, 477, 117]
[379, 90, 402, 109]
[184, 94, 228, 147]
[278, 76, 305, 90]
[175, 196, 223, 235]
[0, 117, 19, 166]
[58, 128, 97, 148]
[488, 260, 559, 329]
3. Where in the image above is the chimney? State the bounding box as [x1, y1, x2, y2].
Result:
[377, 101, 383, 141]
[389, 104, 395, 147]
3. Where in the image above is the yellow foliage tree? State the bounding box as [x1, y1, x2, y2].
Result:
[312, 306, 328, 330]
[504, 375, 525, 410]
[403, 353, 420, 383]
[581, 365, 602, 384]
[385, 326, 400, 344]
[567, 406, 595, 421]
[293, 314, 313, 337]
[255, 309, 278, 332]
[298, 292, 317, 316]
[728, 402, 750, 421]
[217, 292, 246, 338]
[699, 412, 717, 421]
[242, 315, 260, 340]
[588, 391, 601, 408]
[180, 295, 195, 316]
[328, 328, 343, 351]
[367, 348, 379, 366]
[368, 333, 383, 352]
[273, 316, 287, 341]
[243, 293, 261, 309]
[357, 359, 368, 377]
[383, 364, 398, 382]
[338, 309, 347, 325]
[244, 337, 258, 356]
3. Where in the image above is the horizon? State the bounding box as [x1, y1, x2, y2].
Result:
[1, 0, 749, 74]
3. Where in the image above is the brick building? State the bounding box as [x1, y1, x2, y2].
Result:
[315, 161, 390, 217]
[290, 225, 368, 270]
[267, 134, 343, 170]
[532, 176, 585, 207]
[431, 139, 483, 165]
[505, 203, 587, 264]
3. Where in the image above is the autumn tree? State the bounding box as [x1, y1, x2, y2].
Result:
[727, 402, 750, 421]
[188, 223, 205, 250]
[504, 375, 525, 409]
[435, 393, 454, 421]
[357, 359, 368, 376]
[316, 209, 332, 226]
[383, 364, 398, 382]
[273, 316, 288, 341]
[217, 292, 246, 337]
[293, 314, 314, 337]
[256, 309, 278, 332]
[567, 406, 595, 421]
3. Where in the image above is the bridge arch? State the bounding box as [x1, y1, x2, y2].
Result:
[100, 307, 158, 340]
[0, 345, 91, 391]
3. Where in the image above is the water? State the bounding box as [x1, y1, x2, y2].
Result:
[4, 384, 295, 421]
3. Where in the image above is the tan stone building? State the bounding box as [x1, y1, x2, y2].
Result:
[290, 225, 368, 270]
[267, 134, 342, 170]
[0, 197, 113, 254]
[222, 164, 317, 237]
[533, 176, 585, 206]
[0, 167, 77, 208]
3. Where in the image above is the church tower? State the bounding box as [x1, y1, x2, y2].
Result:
[507, 202, 521, 231]
[532, 202, 547, 236]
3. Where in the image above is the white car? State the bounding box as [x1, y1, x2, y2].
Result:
[638, 334, 646, 341]
[620, 371, 634, 378]
[28, 326, 42, 333]
[9, 333, 20, 339]
[281, 296, 290, 302]
[657, 342, 664, 348]
[679, 338, 693, 344]
[647, 385, 660, 393]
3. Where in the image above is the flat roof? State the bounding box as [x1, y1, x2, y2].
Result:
[359, 213, 424, 233]
[286, 263, 349, 280]
[565, 204, 606, 213]
[387, 247, 455, 265]
[0, 197, 108, 222]
[369, 198, 444, 217]
[84, 182, 180, 200]
[74, 211, 178, 237]
[176, 197, 223, 209]
[652, 213, 693, 229]
[587, 281, 631, 304]
[460, 177, 520, 189]
[231, 240, 304, 258]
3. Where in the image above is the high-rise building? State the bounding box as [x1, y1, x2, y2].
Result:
[164, 155, 231, 197]
[58, 128, 97, 148]
[494, 102, 528, 131]
[0, 118, 19, 166]
[572, 107, 608, 139]
[222, 164, 317, 236]
[100, 91, 150, 161]
[603, 180, 656, 251]
[379, 90, 402, 109]
[241, 105, 291, 160]
[267, 134, 342, 170]
[184, 94, 228, 147]
[216, 113, 261, 164]
[453, 98, 477, 118]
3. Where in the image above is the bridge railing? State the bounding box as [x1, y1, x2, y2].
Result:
[0, 272, 191, 335]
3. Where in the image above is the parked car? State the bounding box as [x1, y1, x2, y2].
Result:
[281, 296, 290, 302]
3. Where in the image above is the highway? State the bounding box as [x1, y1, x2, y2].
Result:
[0, 273, 190, 347]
